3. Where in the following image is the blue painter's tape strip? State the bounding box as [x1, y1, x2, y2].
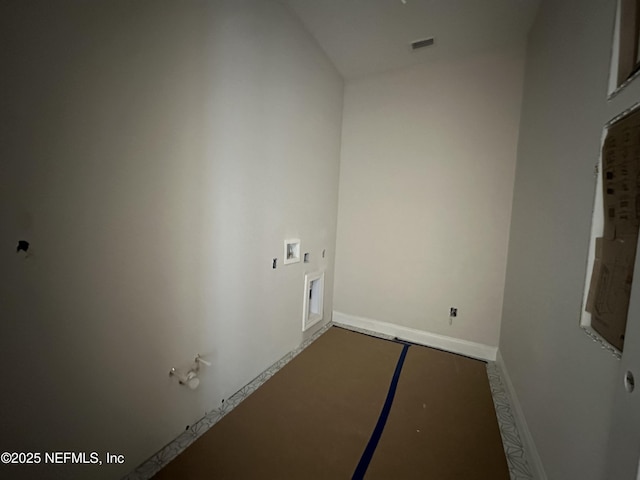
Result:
[352, 343, 410, 480]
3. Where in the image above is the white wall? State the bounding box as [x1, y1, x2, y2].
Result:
[0, 1, 343, 478]
[333, 46, 525, 348]
[499, 0, 639, 478]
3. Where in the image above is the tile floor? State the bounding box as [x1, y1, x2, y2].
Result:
[124, 322, 534, 480]
[486, 362, 534, 480]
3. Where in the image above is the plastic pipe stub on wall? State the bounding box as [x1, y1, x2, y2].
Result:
[184, 371, 200, 390]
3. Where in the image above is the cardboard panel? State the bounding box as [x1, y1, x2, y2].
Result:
[587, 236, 638, 350]
[602, 109, 640, 239]
[592, 109, 640, 350]
[585, 237, 603, 315]
[617, 0, 640, 86]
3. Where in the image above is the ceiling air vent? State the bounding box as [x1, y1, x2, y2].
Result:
[410, 37, 435, 51]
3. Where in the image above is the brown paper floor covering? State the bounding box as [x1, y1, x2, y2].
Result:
[153, 327, 508, 479]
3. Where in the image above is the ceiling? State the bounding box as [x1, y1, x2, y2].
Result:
[285, 0, 540, 80]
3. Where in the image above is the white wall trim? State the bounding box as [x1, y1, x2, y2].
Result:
[496, 351, 548, 480]
[333, 311, 497, 361]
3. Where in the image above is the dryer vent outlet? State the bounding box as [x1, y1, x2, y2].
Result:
[302, 271, 325, 332]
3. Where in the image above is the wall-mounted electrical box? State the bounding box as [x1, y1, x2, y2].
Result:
[302, 271, 324, 331]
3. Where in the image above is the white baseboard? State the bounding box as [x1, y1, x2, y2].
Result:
[333, 311, 498, 362]
[496, 351, 547, 480]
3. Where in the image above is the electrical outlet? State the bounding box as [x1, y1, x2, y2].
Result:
[450, 307, 457, 317]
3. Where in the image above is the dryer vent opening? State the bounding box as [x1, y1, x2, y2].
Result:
[302, 271, 325, 332]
